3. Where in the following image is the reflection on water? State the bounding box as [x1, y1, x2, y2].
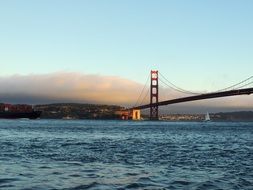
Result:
[0, 120, 252, 189]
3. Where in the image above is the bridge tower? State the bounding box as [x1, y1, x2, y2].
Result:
[150, 70, 159, 120]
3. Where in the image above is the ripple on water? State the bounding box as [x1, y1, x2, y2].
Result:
[0, 178, 18, 189]
[0, 178, 19, 184]
[63, 182, 100, 190]
[194, 181, 220, 190]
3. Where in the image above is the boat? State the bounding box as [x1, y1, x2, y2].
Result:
[204, 112, 211, 122]
[0, 103, 41, 119]
[62, 116, 74, 120]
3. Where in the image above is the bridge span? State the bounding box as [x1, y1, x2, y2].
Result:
[132, 87, 253, 110]
[119, 70, 253, 120]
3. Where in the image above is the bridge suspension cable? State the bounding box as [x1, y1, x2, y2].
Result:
[160, 72, 253, 95]
[158, 77, 194, 95]
[139, 88, 150, 106]
[216, 76, 253, 92]
[159, 72, 201, 95]
[236, 80, 253, 89]
[133, 74, 150, 107]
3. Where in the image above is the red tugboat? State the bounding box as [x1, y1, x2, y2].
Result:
[0, 103, 41, 119]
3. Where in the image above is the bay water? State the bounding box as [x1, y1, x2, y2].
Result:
[0, 120, 252, 189]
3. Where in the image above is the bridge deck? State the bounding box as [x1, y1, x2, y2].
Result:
[132, 87, 253, 110]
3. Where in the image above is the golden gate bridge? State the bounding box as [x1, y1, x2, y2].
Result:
[120, 71, 253, 120]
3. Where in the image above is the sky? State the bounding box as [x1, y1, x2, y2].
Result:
[0, 0, 253, 113]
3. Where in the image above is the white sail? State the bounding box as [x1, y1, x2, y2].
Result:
[205, 112, 210, 121]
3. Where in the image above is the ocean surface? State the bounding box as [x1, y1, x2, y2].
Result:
[0, 120, 252, 190]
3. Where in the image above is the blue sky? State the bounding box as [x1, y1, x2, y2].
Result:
[1, 0, 253, 92]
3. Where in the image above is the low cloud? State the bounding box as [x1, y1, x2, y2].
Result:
[0, 72, 141, 105]
[0, 72, 252, 113]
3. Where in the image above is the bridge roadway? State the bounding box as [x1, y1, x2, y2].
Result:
[132, 87, 253, 110]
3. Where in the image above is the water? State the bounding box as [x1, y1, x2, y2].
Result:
[0, 120, 253, 190]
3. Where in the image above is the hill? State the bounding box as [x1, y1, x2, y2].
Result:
[35, 103, 124, 119]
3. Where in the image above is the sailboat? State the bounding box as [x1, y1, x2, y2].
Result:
[204, 112, 211, 122]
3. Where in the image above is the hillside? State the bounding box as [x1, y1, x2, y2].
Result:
[35, 103, 124, 119]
